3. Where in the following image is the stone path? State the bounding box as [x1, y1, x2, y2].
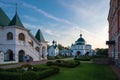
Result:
[0, 58, 73, 69]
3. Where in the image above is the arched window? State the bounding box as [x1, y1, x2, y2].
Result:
[35, 47, 40, 52]
[18, 33, 25, 41]
[28, 40, 33, 46]
[7, 32, 13, 40]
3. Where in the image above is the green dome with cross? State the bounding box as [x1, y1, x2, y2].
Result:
[75, 34, 85, 45]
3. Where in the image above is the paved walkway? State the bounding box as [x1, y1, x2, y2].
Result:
[0, 58, 73, 69]
[110, 65, 120, 80]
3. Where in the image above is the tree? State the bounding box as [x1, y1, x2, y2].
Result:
[95, 48, 108, 56]
[57, 44, 65, 50]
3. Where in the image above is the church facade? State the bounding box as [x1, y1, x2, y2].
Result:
[0, 8, 48, 64]
[48, 41, 59, 57]
[71, 34, 92, 57]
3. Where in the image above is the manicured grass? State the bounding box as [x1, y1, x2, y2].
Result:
[44, 63, 118, 80]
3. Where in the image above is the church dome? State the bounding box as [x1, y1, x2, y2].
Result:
[75, 34, 85, 45]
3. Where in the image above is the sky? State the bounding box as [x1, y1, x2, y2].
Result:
[0, 0, 110, 49]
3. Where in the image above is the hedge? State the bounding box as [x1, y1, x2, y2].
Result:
[0, 65, 59, 80]
[46, 60, 80, 68]
[0, 72, 21, 80]
[74, 58, 91, 61]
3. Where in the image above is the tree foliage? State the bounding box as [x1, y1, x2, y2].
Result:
[95, 48, 108, 56]
[57, 44, 70, 50]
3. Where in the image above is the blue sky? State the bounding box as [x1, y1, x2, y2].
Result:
[0, 0, 110, 49]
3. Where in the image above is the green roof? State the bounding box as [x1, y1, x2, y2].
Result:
[35, 29, 45, 42]
[76, 34, 85, 45]
[0, 8, 10, 26]
[9, 12, 24, 28]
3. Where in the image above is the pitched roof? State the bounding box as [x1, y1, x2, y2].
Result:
[0, 8, 10, 26]
[9, 12, 24, 28]
[35, 29, 45, 42]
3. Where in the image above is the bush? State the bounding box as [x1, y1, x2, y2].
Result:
[56, 60, 61, 63]
[46, 60, 80, 68]
[0, 68, 5, 71]
[74, 56, 91, 61]
[0, 72, 21, 80]
[0, 65, 59, 80]
[21, 64, 33, 71]
[37, 67, 59, 79]
[74, 58, 91, 61]
[46, 61, 54, 66]
[21, 71, 38, 80]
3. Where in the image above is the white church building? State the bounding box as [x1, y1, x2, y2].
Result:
[71, 34, 92, 57]
[48, 40, 59, 57]
[0, 7, 48, 64]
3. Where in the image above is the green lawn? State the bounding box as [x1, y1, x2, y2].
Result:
[43, 63, 118, 80]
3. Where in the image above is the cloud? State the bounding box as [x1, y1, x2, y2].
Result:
[22, 2, 72, 24]
[23, 23, 60, 37]
[22, 1, 108, 49]
[23, 15, 39, 22]
[56, 25, 108, 49]
[59, 0, 109, 22]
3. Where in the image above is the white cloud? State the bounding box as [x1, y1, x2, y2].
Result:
[22, 1, 108, 49]
[22, 2, 72, 25]
[23, 23, 60, 37]
[23, 15, 39, 22]
[57, 26, 108, 49]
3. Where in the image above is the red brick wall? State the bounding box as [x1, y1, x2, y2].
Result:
[118, 37, 120, 60]
[118, 54, 120, 60]
[108, 0, 120, 59]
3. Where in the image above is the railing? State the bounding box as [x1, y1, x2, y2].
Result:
[26, 44, 40, 60]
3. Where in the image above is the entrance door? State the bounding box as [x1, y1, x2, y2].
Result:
[18, 50, 25, 62]
[76, 51, 81, 56]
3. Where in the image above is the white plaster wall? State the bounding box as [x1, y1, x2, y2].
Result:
[48, 46, 55, 56]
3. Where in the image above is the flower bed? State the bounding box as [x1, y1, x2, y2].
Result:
[0, 64, 59, 80]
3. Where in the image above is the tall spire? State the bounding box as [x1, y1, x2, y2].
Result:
[9, 4, 24, 28]
[35, 29, 45, 42]
[0, 8, 10, 26]
[16, 3, 18, 14]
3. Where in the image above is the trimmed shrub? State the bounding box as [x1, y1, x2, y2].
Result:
[46, 60, 80, 68]
[0, 68, 5, 71]
[0, 72, 21, 80]
[21, 71, 38, 80]
[21, 64, 33, 71]
[56, 60, 62, 63]
[46, 61, 54, 66]
[37, 67, 59, 79]
[0, 65, 59, 80]
[74, 56, 91, 61]
[74, 58, 91, 61]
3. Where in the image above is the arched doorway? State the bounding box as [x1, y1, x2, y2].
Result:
[5, 50, 14, 61]
[18, 50, 25, 62]
[85, 52, 89, 56]
[76, 51, 81, 56]
[42, 47, 46, 58]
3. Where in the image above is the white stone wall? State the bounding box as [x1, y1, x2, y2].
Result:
[0, 26, 48, 64]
